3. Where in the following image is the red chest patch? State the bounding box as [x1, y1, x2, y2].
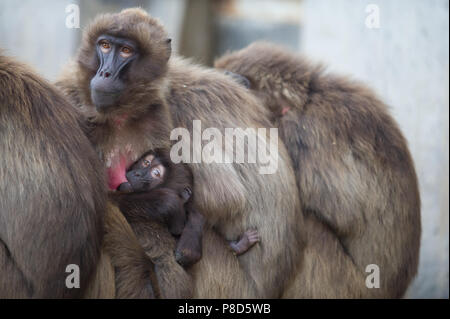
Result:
[107, 154, 129, 190]
[113, 113, 129, 128]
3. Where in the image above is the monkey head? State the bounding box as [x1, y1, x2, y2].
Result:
[222, 70, 251, 89]
[78, 8, 172, 112]
[119, 152, 166, 192]
[215, 42, 313, 118]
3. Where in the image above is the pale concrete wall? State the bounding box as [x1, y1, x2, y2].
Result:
[301, 0, 449, 298]
[0, 0, 79, 80]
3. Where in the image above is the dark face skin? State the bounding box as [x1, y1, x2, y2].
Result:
[90, 35, 138, 111]
[120, 153, 166, 192]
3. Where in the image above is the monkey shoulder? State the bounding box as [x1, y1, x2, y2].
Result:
[166, 59, 269, 128]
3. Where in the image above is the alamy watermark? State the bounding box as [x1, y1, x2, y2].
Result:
[65, 264, 80, 289]
[365, 4, 381, 29]
[365, 264, 380, 289]
[65, 4, 80, 29]
[170, 120, 279, 175]
[64, 262, 381, 289]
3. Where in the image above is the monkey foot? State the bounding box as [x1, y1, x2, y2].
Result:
[229, 229, 260, 256]
[175, 248, 202, 268]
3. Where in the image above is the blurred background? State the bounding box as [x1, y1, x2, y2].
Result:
[0, 0, 448, 298]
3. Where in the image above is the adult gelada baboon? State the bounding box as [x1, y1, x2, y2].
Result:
[215, 42, 421, 298]
[0, 54, 107, 298]
[57, 8, 302, 298]
[0, 54, 166, 299]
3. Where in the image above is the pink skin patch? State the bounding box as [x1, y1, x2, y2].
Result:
[107, 155, 129, 190]
[107, 114, 132, 190]
[281, 106, 291, 116]
[113, 113, 129, 127]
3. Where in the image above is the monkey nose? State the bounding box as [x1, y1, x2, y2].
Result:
[99, 71, 111, 78]
[132, 171, 141, 177]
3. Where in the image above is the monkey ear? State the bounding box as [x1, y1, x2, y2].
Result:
[224, 70, 251, 89]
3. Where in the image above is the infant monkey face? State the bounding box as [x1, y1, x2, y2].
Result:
[126, 153, 166, 192]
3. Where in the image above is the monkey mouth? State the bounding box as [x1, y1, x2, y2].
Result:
[91, 89, 122, 111]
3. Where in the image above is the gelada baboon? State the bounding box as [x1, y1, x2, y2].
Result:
[112, 149, 205, 268]
[116, 150, 193, 237]
[0, 54, 106, 298]
[113, 150, 260, 267]
[57, 8, 302, 298]
[0, 54, 165, 299]
[215, 42, 421, 298]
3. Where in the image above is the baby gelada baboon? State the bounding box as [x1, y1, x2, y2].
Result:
[112, 150, 260, 268]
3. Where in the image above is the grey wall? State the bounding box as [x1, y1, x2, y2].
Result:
[301, 0, 449, 298]
[0, 0, 79, 80]
[213, 0, 301, 62]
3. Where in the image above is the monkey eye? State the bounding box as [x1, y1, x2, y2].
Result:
[99, 40, 111, 53]
[184, 187, 192, 197]
[151, 168, 161, 178]
[142, 159, 151, 168]
[120, 46, 134, 58]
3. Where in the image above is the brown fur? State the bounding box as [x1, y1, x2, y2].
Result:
[0, 54, 106, 298]
[101, 202, 163, 298]
[215, 42, 421, 298]
[56, 8, 303, 298]
[83, 202, 164, 299]
[112, 208, 193, 298]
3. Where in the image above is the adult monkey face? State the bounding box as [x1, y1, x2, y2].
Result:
[90, 35, 138, 110]
[78, 8, 172, 113]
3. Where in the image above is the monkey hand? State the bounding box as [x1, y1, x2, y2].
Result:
[174, 246, 202, 268]
[174, 208, 205, 268]
[117, 182, 133, 193]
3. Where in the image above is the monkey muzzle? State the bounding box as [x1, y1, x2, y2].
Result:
[90, 74, 125, 111]
[125, 168, 152, 192]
